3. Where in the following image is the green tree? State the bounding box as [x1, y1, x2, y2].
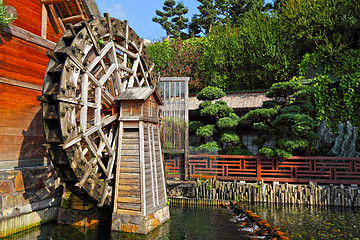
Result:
[195, 0, 218, 34]
[240, 80, 318, 158]
[191, 87, 250, 154]
[278, 0, 360, 56]
[153, 0, 189, 39]
[147, 38, 206, 91]
[0, 2, 16, 29]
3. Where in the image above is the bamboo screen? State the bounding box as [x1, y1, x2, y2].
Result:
[159, 77, 189, 152]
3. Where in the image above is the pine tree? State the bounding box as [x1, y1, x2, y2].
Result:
[195, 0, 218, 34]
[153, 0, 189, 39]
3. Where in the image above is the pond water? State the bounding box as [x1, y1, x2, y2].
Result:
[6, 204, 360, 239]
[248, 203, 360, 240]
[6, 207, 254, 240]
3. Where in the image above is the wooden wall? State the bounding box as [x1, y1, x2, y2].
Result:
[0, 0, 64, 169]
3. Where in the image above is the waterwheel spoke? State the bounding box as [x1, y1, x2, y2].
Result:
[83, 135, 108, 176]
[62, 115, 117, 149]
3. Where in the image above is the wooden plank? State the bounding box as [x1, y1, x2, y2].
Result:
[119, 179, 140, 185]
[3, 24, 56, 50]
[117, 197, 141, 204]
[151, 124, 159, 206]
[120, 168, 140, 174]
[61, 14, 84, 24]
[118, 190, 140, 198]
[118, 185, 140, 191]
[139, 121, 146, 216]
[116, 209, 142, 216]
[118, 173, 140, 179]
[41, 3, 47, 38]
[117, 203, 140, 211]
[147, 124, 156, 209]
[41, 0, 67, 5]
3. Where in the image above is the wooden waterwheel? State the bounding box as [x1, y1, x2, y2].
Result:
[39, 14, 156, 206]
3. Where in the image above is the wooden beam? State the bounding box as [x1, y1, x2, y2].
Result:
[41, 0, 67, 5]
[41, 3, 48, 39]
[3, 24, 56, 50]
[47, 5, 66, 33]
[0, 76, 42, 91]
[62, 14, 85, 24]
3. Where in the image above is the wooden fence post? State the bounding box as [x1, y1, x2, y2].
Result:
[256, 154, 261, 180]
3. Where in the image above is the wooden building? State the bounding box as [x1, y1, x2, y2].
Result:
[112, 86, 169, 234]
[0, 0, 99, 169]
[0, 0, 100, 237]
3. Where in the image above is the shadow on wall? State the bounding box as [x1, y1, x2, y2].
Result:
[18, 109, 51, 169]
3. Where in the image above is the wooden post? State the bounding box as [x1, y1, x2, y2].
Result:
[41, 3, 47, 39]
[256, 154, 261, 179]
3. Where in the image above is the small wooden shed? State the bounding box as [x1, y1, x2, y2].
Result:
[113, 86, 169, 233]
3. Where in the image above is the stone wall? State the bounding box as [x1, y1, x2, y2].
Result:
[0, 166, 63, 237]
[194, 178, 360, 207]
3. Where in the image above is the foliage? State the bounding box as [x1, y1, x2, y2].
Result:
[196, 125, 216, 138]
[153, 0, 189, 39]
[198, 11, 296, 90]
[240, 80, 318, 158]
[147, 38, 205, 91]
[189, 121, 203, 133]
[0, 2, 16, 29]
[225, 145, 254, 156]
[298, 49, 360, 151]
[196, 141, 221, 154]
[193, 0, 266, 35]
[196, 86, 226, 101]
[278, 0, 360, 56]
[192, 87, 247, 154]
[147, 39, 174, 72]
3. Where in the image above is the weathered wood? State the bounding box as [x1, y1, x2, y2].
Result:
[62, 14, 85, 24]
[3, 25, 56, 50]
[41, 0, 67, 5]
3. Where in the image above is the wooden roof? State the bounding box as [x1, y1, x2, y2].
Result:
[116, 87, 164, 105]
[188, 91, 270, 111]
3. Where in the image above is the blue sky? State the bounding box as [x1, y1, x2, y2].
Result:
[95, 0, 273, 42]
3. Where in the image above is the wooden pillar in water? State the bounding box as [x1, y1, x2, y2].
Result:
[111, 87, 170, 234]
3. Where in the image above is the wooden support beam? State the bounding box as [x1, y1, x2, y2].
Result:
[41, 0, 67, 5]
[46, 4, 66, 33]
[62, 14, 85, 24]
[41, 3, 48, 38]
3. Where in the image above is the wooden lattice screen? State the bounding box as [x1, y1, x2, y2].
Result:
[159, 77, 189, 179]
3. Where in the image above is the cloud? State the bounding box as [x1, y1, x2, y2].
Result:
[96, 0, 127, 20]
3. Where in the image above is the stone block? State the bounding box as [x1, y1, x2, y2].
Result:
[14, 172, 25, 192]
[121, 224, 139, 233]
[0, 181, 14, 194]
[2, 193, 22, 209]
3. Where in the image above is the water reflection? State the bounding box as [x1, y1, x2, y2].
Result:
[6, 207, 253, 240]
[248, 203, 360, 240]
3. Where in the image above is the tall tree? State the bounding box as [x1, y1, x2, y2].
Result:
[193, 0, 265, 34]
[195, 0, 218, 34]
[153, 0, 189, 39]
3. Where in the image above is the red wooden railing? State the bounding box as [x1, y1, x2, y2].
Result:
[165, 155, 360, 184]
[165, 156, 185, 178]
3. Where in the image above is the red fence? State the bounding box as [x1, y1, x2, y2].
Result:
[166, 155, 360, 184]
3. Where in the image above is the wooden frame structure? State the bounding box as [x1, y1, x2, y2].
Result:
[159, 77, 189, 179]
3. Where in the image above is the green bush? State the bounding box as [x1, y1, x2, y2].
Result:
[196, 86, 226, 101]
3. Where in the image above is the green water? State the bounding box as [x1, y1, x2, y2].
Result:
[248, 203, 360, 239]
[7, 204, 360, 239]
[6, 207, 253, 240]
